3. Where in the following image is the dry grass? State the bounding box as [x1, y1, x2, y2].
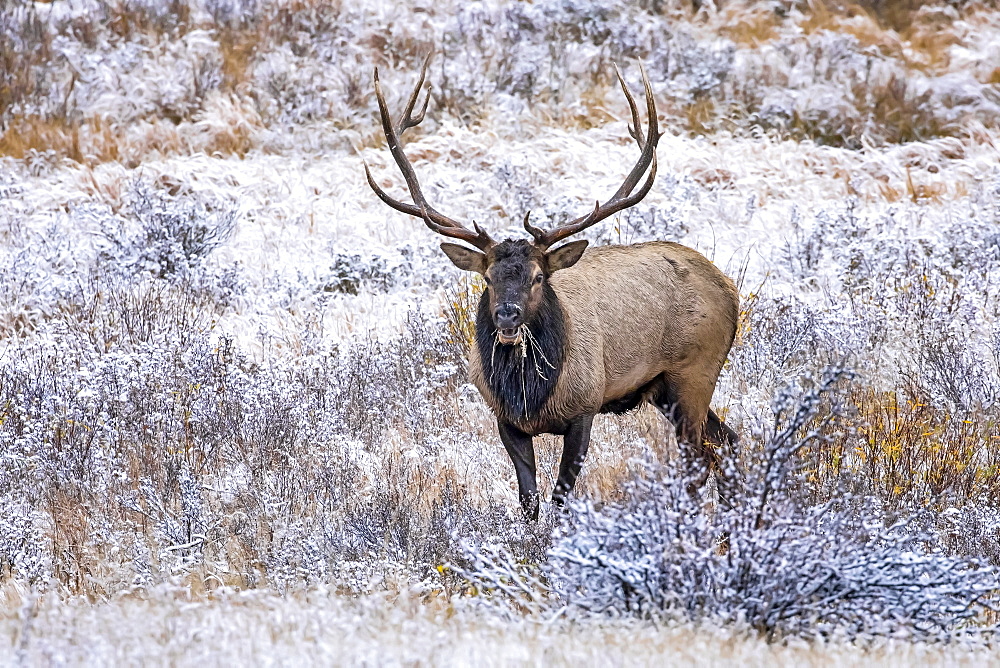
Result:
[856, 388, 999, 501]
[805, 0, 940, 33]
[443, 273, 484, 354]
[797, 1, 998, 75]
[0, 93, 261, 164]
[800, 1, 906, 55]
[684, 97, 718, 136]
[0, 116, 88, 162]
[104, 0, 193, 42]
[799, 385, 1000, 505]
[716, 3, 782, 45]
[856, 74, 945, 144]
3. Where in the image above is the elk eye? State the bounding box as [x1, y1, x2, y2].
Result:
[484, 276, 492, 286]
[533, 274, 543, 284]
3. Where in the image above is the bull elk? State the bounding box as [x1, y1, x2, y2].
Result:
[364, 57, 739, 519]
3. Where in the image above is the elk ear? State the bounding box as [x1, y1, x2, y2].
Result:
[547, 240, 589, 272]
[441, 243, 487, 274]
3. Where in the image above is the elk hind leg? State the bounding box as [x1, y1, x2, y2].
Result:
[648, 374, 717, 494]
[705, 408, 738, 448]
[704, 408, 740, 510]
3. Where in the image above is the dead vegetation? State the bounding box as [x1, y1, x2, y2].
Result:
[2, 0, 998, 164]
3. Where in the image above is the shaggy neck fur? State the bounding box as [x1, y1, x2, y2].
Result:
[476, 284, 566, 423]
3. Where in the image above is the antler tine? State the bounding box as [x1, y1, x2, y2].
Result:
[396, 53, 432, 136]
[532, 62, 660, 249]
[610, 61, 658, 198]
[614, 61, 644, 150]
[522, 211, 547, 244]
[365, 56, 495, 252]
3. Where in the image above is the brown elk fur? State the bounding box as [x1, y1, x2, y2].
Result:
[469, 241, 739, 446]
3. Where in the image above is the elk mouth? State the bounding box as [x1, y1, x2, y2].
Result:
[497, 326, 523, 345]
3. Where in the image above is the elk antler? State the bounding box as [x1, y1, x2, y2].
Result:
[363, 54, 495, 252]
[524, 62, 660, 250]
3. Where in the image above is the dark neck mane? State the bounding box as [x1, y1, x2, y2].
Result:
[475, 285, 566, 423]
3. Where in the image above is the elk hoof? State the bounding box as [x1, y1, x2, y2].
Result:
[551, 493, 570, 509]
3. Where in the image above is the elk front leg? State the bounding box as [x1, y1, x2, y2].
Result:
[552, 414, 595, 507]
[498, 421, 539, 520]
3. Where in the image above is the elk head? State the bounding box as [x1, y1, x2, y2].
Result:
[363, 56, 660, 346]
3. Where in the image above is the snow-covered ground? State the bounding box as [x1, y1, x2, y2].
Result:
[3, 0, 1000, 661]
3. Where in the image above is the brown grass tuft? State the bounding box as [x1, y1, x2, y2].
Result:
[803, 1, 928, 34]
[0, 116, 85, 162]
[0, 93, 260, 165]
[684, 97, 717, 136]
[443, 274, 484, 354]
[860, 73, 941, 144]
[716, 3, 781, 46]
[903, 167, 948, 203]
[899, 6, 961, 73]
[218, 33, 258, 93]
[105, 0, 193, 42]
[850, 0, 929, 33]
[800, 1, 892, 44]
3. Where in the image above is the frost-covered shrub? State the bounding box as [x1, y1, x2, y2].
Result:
[441, 0, 645, 108]
[771, 191, 1000, 412]
[0, 0, 57, 121]
[321, 250, 398, 295]
[729, 295, 864, 393]
[4, 0, 995, 153]
[205, 0, 261, 31]
[252, 47, 342, 125]
[599, 202, 691, 245]
[459, 373, 999, 641]
[650, 30, 735, 101]
[0, 496, 52, 584]
[98, 180, 237, 279]
[549, 478, 996, 640]
[0, 304, 508, 593]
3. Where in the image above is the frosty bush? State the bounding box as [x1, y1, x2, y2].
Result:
[322, 250, 398, 295]
[0, 303, 528, 593]
[458, 372, 999, 641]
[3, 0, 995, 162]
[98, 180, 237, 279]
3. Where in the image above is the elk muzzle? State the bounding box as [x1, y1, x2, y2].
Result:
[494, 303, 523, 345]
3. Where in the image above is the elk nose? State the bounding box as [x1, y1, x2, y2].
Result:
[495, 303, 522, 329]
